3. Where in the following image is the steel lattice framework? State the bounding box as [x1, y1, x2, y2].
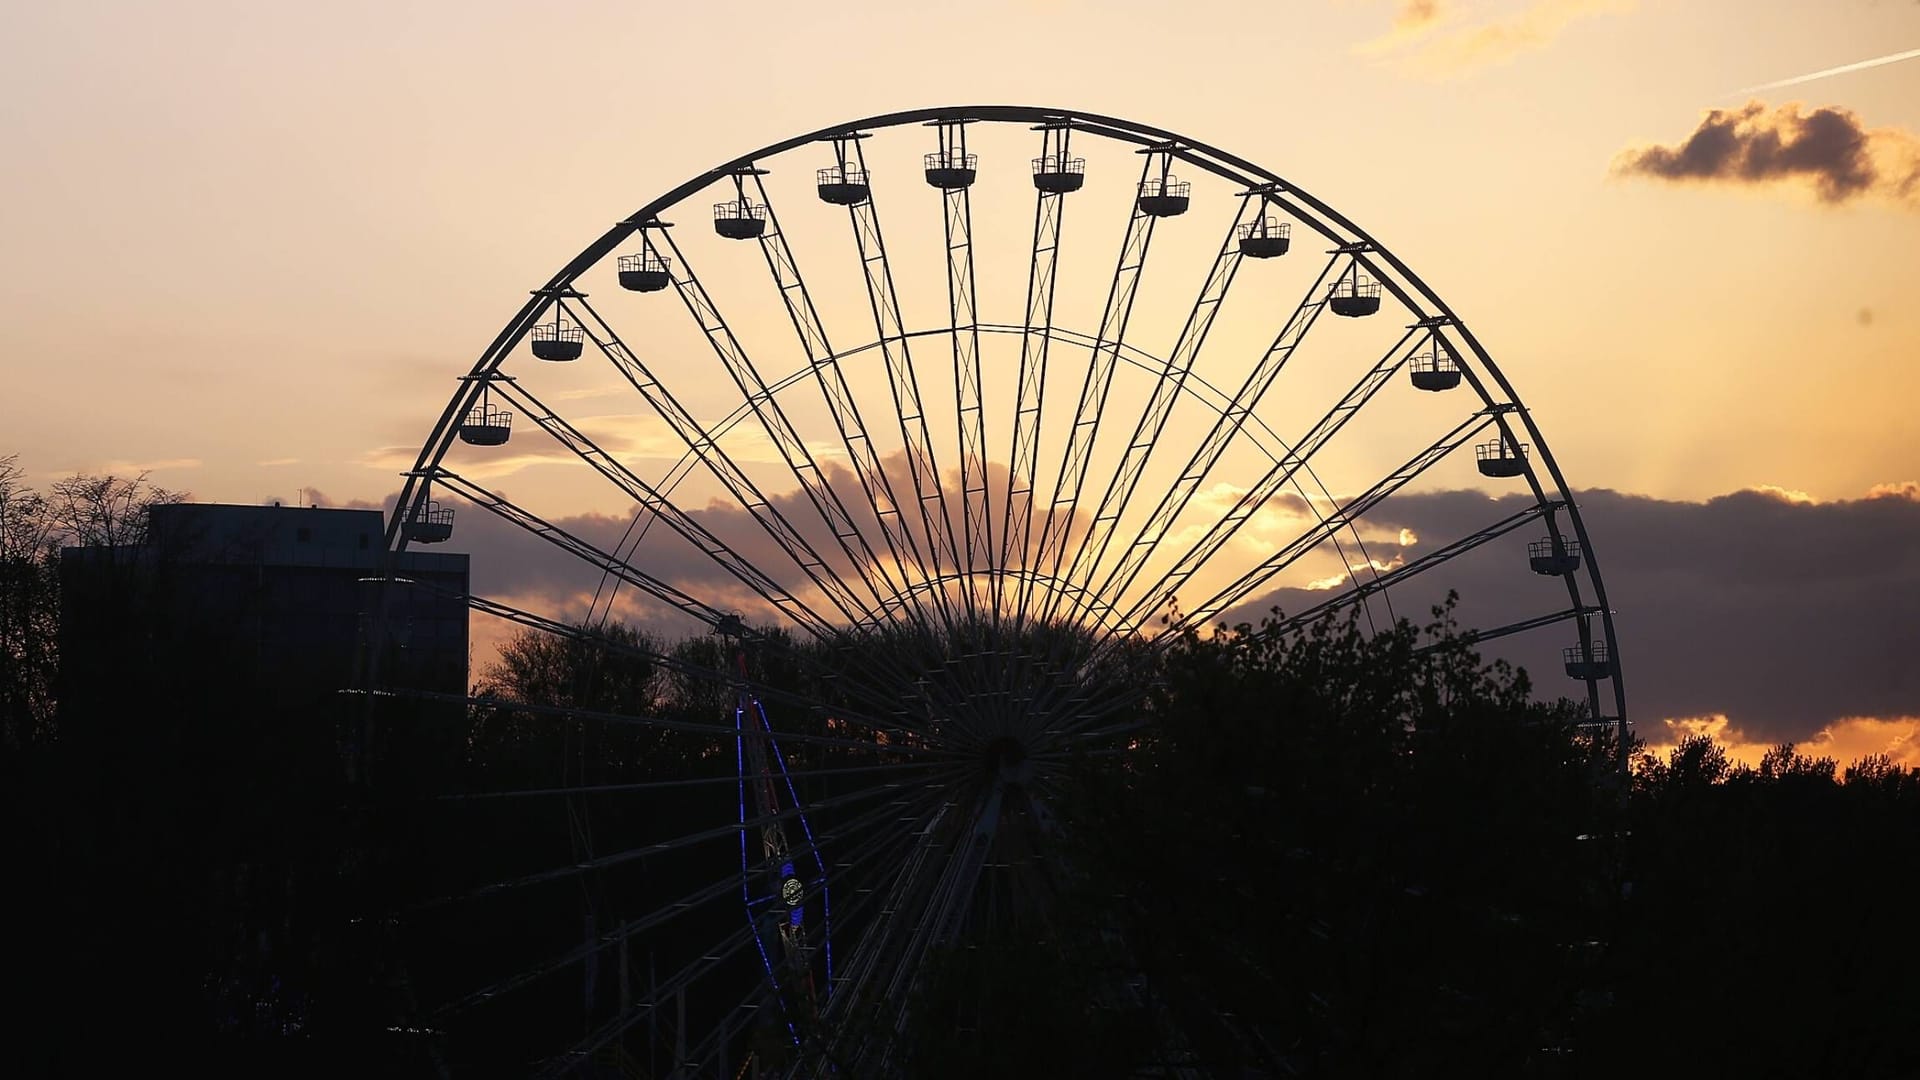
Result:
[369, 106, 1627, 1077]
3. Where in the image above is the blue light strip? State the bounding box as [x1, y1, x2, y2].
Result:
[737, 695, 800, 1048]
[755, 697, 835, 993]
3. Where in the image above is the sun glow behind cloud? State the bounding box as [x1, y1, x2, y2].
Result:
[1642, 714, 1920, 772]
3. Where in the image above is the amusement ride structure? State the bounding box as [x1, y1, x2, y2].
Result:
[371, 106, 1626, 1076]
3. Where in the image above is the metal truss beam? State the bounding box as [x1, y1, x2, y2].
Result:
[1050, 193, 1258, 626]
[425, 466, 734, 631]
[998, 154, 1069, 612]
[934, 120, 993, 623]
[547, 783, 956, 1078]
[1113, 325, 1421, 636]
[750, 173, 948, 628]
[563, 294, 878, 626]
[646, 225, 922, 631]
[1022, 150, 1165, 633]
[430, 784, 943, 1023]
[1416, 604, 1603, 656]
[1090, 252, 1345, 615]
[834, 135, 966, 621]
[1163, 410, 1504, 637]
[485, 376, 838, 640]
[1257, 500, 1563, 640]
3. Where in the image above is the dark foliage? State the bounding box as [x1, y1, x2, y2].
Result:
[5, 458, 1916, 1076]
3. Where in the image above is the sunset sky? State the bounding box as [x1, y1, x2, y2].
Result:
[2, 0, 1916, 763]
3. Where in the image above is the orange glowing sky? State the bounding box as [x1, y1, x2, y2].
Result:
[2, 0, 1916, 758]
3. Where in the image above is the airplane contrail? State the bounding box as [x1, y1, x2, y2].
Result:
[1736, 46, 1920, 95]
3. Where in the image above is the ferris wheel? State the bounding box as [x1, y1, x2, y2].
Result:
[377, 106, 1625, 1076]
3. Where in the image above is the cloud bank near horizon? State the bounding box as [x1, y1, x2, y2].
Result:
[396, 477, 1920, 752]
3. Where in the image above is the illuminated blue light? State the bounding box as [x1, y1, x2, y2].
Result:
[757, 698, 835, 991]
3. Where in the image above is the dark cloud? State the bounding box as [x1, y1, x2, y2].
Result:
[1613, 101, 1920, 209]
[395, 459, 1920, 745]
[1235, 485, 1920, 742]
[396, 449, 1098, 639]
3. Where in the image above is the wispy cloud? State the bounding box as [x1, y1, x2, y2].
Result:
[1358, 0, 1633, 77]
[54, 457, 202, 477]
[1612, 101, 1920, 210]
[1356, 0, 1455, 56]
[256, 457, 301, 467]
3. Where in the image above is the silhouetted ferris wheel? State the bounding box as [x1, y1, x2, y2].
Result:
[378, 106, 1625, 1076]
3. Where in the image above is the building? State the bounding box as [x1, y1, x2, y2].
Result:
[60, 501, 469, 711]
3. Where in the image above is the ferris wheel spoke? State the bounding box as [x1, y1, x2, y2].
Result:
[1416, 326, 1614, 722]
[548, 923, 764, 1078]
[433, 772, 944, 1022]
[413, 753, 964, 911]
[1160, 409, 1505, 638]
[831, 133, 968, 624]
[821, 854, 997, 1076]
[1015, 256, 1369, 735]
[1257, 499, 1564, 641]
[1113, 324, 1424, 633]
[1415, 604, 1606, 657]
[436, 758, 956, 802]
[999, 119, 1077, 628]
[1090, 251, 1347, 619]
[816, 809, 965, 1043]
[830, 777, 1003, 1011]
[863, 566, 1134, 636]
[418, 468, 940, 716]
[559, 292, 884, 627]
[1049, 192, 1260, 629]
[481, 375, 840, 641]
[536, 782, 956, 1075]
[820, 800, 958, 1026]
[1040, 707, 1152, 750]
[1008, 186, 1258, 725]
[931, 119, 993, 624]
[365, 685, 957, 773]
[679, 802, 955, 1079]
[746, 172, 954, 631]
[423, 466, 747, 631]
[647, 219, 934, 635]
[388, 108, 1632, 1073]
[903, 789, 997, 960]
[1021, 147, 1169, 635]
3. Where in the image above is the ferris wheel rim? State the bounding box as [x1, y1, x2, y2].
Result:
[390, 102, 1625, 737]
[379, 105, 1635, 1074]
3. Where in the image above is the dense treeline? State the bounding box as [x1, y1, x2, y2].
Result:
[4, 458, 1916, 1075]
[895, 602, 1920, 1078]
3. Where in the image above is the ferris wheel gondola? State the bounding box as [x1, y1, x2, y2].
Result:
[371, 105, 1627, 1077]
